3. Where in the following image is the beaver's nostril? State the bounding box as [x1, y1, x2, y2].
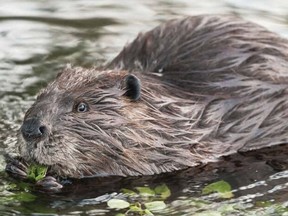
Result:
[39, 126, 46, 135]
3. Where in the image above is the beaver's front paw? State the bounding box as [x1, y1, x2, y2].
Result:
[5, 159, 28, 180]
[35, 176, 63, 193]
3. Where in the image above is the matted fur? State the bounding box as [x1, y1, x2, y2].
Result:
[18, 15, 288, 178]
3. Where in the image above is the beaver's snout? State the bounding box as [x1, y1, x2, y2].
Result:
[21, 118, 48, 143]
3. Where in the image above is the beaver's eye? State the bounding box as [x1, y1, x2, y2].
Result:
[76, 102, 89, 113]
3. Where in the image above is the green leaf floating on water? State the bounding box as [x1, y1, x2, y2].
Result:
[27, 164, 48, 181]
[135, 186, 155, 197]
[107, 199, 130, 209]
[154, 184, 171, 199]
[128, 205, 143, 212]
[110, 184, 170, 215]
[202, 180, 233, 199]
[122, 184, 171, 199]
[121, 188, 137, 196]
[144, 201, 166, 211]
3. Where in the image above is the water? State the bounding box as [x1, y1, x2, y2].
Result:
[1, 0, 288, 215]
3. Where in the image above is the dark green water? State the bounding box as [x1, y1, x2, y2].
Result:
[1, 0, 288, 215]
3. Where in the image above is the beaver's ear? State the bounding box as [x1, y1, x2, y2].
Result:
[123, 74, 141, 101]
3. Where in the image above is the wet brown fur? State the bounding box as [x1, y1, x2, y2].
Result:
[18, 15, 288, 178]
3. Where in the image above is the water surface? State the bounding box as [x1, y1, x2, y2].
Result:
[1, 0, 288, 215]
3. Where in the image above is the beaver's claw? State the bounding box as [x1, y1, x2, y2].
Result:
[5, 159, 28, 180]
[35, 176, 63, 193]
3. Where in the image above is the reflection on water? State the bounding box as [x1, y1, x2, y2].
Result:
[1, 0, 288, 215]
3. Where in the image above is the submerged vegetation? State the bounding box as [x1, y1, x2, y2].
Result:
[0, 166, 288, 216]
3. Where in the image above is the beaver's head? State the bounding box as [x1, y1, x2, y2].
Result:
[18, 65, 145, 177]
[17, 66, 207, 178]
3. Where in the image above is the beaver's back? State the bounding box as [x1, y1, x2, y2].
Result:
[108, 15, 288, 153]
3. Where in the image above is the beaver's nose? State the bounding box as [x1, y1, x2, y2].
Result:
[21, 118, 47, 142]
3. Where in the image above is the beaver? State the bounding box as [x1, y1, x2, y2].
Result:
[5, 14, 288, 190]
